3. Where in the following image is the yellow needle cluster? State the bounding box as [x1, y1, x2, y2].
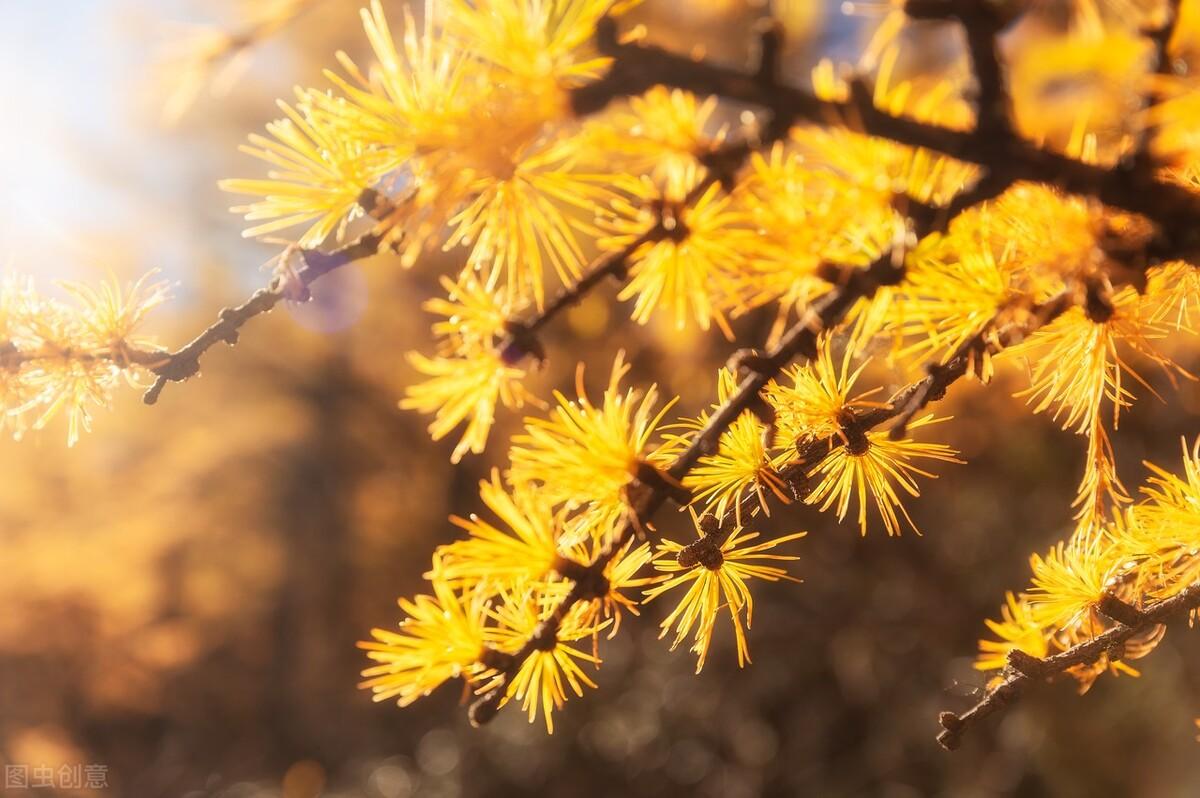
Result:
[877, 182, 1192, 533]
[0, 272, 168, 446]
[222, 0, 631, 304]
[669, 337, 963, 538]
[366, 351, 817, 729]
[27, 0, 1200, 741]
[402, 276, 537, 463]
[978, 439, 1200, 692]
[360, 460, 653, 733]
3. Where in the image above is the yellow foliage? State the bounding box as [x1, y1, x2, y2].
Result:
[16, 0, 1200, 746]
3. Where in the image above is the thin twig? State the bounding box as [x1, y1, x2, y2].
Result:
[498, 18, 792, 359]
[885, 291, 1073, 439]
[571, 14, 1200, 254]
[143, 192, 393, 404]
[936, 582, 1200, 751]
[145, 9, 1198, 407]
[1130, 0, 1184, 174]
[680, 289, 1072, 564]
[905, 1, 1014, 135]
[498, 134, 771, 361]
[467, 251, 907, 726]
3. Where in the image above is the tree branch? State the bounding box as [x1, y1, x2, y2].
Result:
[936, 582, 1200, 751]
[145, 10, 1199, 409]
[904, 1, 1015, 136]
[1130, 0, 1184, 175]
[471, 246, 1089, 728]
[467, 250, 907, 726]
[572, 15, 1200, 254]
[680, 288, 1072, 566]
[498, 134, 771, 362]
[143, 192, 393, 405]
[885, 291, 1072, 439]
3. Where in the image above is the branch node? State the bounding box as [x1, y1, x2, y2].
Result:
[553, 556, 611, 601]
[1084, 279, 1116, 324]
[797, 333, 820, 362]
[594, 14, 619, 53]
[500, 321, 547, 365]
[478, 647, 516, 674]
[697, 143, 752, 188]
[938, 711, 964, 733]
[846, 76, 875, 122]
[1005, 648, 1046, 678]
[609, 257, 630, 282]
[531, 621, 559, 653]
[631, 460, 691, 506]
[677, 531, 725, 570]
[142, 376, 169, 406]
[837, 408, 871, 455]
[1097, 592, 1144, 628]
[727, 348, 775, 377]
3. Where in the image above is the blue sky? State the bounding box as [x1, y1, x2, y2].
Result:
[0, 0, 261, 287]
[1, 1, 143, 275]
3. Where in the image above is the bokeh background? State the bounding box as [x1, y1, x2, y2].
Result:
[2, 1, 1200, 796]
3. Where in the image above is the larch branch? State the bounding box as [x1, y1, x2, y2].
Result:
[936, 582, 1200, 751]
[572, 13, 1200, 255]
[498, 134, 771, 362]
[467, 249, 907, 726]
[143, 191, 393, 405]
